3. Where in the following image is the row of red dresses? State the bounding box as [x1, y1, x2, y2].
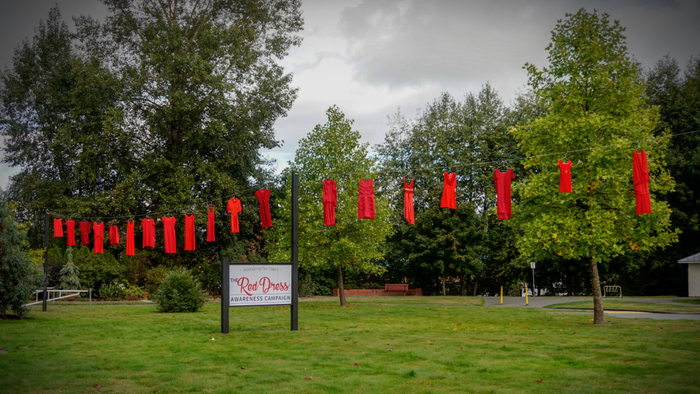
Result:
[52, 190, 274, 255]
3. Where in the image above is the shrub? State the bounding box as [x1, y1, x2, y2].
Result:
[153, 268, 207, 313]
[0, 201, 36, 319]
[99, 282, 127, 300]
[124, 284, 145, 301]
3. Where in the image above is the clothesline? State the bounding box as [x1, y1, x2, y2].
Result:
[321, 129, 700, 177]
[48, 129, 699, 222]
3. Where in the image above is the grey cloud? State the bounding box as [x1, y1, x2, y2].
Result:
[338, 0, 700, 88]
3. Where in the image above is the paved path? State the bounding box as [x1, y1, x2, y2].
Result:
[483, 296, 700, 320]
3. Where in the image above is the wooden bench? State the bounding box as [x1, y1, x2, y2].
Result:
[385, 284, 408, 296]
[603, 285, 622, 298]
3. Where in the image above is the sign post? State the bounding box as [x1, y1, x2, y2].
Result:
[221, 171, 299, 333]
[530, 261, 536, 297]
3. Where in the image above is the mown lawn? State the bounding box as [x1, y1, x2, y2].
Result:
[546, 300, 700, 313]
[1, 297, 699, 393]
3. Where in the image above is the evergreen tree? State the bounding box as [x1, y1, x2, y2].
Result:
[513, 9, 678, 323]
[0, 200, 36, 319]
[59, 247, 81, 290]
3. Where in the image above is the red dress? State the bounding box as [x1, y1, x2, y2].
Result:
[126, 220, 135, 256]
[255, 189, 273, 228]
[109, 225, 120, 245]
[162, 216, 177, 254]
[66, 220, 76, 246]
[93, 222, 104, 254]
[184, 214, 196, 251]
[494, 169, 515, 220]
[142, 218, 156, 248]
[227, 198, 242, 233]
[357, 179, 376, 219]
[53, 218, 63, 237]
[404, 178, 415, 224]
[440, 172, 457, 209]
[558, 160, 573, 193]
[207, 205, 216, 242]
[323, 179, 337, 226]
[633, 149, 652, 215]
[79, 221, 91, 245]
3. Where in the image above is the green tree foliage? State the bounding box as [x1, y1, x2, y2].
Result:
[642, 55, 700, 294]
[0, 2, 303, 281]
[73, 246, 124, 291]
[376, 86, 522, 295]
[59, 247, 81, 290]
[0, 200, 36, 319]
[512, 9, 678, 323]
[268, 106, 393, 305]
[153, 268, 207, 312]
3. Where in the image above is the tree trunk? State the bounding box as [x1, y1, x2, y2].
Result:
[590, 258, 605, 324]
[442, 276, 446, 296]
[472, 277, 478, 296]
[338, 264, 347, 306]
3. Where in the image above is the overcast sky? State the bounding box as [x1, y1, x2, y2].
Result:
[2, 0, 699, 189]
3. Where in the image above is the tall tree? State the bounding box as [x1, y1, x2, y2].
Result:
[513, 9, 678, 323]
[644, 55, 700, 294]
[1, 2, 303, 281]
[268, 106, 393, 306]
[376, 86, 521, 295]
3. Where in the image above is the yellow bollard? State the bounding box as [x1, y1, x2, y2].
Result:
[500, 286, 503, 304]
[525, 285, 529, 306]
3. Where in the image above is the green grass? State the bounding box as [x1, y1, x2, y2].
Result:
[546, 300, 700, 313]
[674, 299, 700, 305]
[1, 298, 699, 393]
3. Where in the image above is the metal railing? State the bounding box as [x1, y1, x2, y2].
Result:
[25, 288, 92, 307]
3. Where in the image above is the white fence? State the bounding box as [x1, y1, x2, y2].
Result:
[25, 288, 92, 307]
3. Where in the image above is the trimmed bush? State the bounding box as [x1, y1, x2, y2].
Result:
[153, 268, 206, 312]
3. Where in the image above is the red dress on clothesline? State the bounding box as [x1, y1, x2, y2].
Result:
[184, 214, 196, 251]
[93, 222, 104, 254]
[323, 179, 337, 226]
[633, 149, 652, 215]
[66, 220, 76, 247]
[109, 224, 120, 245]
[126, 220, 135, 256]
[558, 160, 572, 193]
[162, 216, 177, 254]
[79, 221, 91, 245]
[207, 205, 216, 242]
[142, 218, 156, 248]
[358, 179, 376, 219]
[404, 178, 415, 224]
[227, 198, 242, 233]
[494, 169, 515, 220]
[440, 172, 457, 209]
[255, 189, 273, 228]
[53, 218, 63, 237]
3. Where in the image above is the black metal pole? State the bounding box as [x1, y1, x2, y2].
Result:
[42, 212, 49, 312]
[221, 256, 229, 334]
[291, 171, 299, 331]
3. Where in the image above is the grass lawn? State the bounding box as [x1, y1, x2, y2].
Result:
[546, 300, 700, 313]
[1, 297, 699, 393]
[674, 299, 700, 305]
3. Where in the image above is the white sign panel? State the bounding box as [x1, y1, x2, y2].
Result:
[530, 262, 536, 269]
[229, 264, 292, 306]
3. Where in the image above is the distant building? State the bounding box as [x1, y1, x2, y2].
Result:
[678, 252, 700, 297]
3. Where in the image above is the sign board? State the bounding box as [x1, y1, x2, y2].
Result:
[530, 262, 536, 269]
[229, 264, 292, 306]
